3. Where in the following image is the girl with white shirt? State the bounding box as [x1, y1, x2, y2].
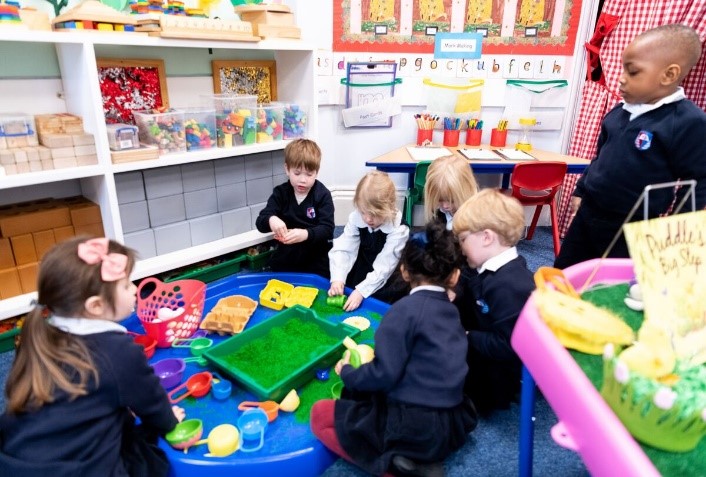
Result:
[328, 171, 409, 312]
[424, 155, 479, 230]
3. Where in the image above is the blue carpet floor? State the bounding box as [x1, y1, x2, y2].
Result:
[0, 227, 588, 476]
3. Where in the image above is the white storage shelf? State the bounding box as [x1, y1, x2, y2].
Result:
[0, 31, 317, 320]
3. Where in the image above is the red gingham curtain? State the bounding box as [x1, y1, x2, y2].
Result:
[558, 0, 706, 237]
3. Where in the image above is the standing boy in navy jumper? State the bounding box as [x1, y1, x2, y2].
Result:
[255, 139, 334, 278]
[453, 189, 535, 415]
[555, 24, 706, 269]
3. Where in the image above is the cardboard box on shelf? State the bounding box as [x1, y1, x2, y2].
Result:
[53, 225, 74, 243]
[0, 204, 71, 237]
[69, 201, 102, 226]
[16, 262, 39, 294]
[10, 234, 38, 265]
[0, 238, 15, 269]
[0, 268, 23, 299]
[32, 229, 56, 259]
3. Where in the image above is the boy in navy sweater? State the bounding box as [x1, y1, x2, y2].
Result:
[255, 139, 334, 278]
[453, 189, 535, 415]
[555, 24, 706, 269]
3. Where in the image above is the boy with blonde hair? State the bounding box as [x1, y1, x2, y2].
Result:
[453, 188, 534, 414]
[556, 24, 706, 268]
[328, 171, 409, 311]
[256, 139, 334, 277]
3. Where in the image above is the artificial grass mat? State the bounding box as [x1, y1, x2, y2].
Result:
[575, 283, 706, 476]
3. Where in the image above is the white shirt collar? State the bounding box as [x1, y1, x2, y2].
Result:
[351, 209, 401, 233]
[440, 210, 453, 230]
[410, 285, 446, 294]
[622, 87, 685, 120]
[477, 247, 518, 274]
[49, 316, 127, 335]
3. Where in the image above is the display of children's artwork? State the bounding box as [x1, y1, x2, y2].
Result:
[333, 0, 582, 55]
[97, 58, 169, 124]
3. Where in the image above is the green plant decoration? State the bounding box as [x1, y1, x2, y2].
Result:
[45, 0, 69, 16]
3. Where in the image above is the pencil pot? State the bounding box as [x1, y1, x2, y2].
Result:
[416, 128, 433, 146]
[465, 128, 482, 146]
[490, 128, 508, 147]
[443, 129, 460, 147]
[136, 278, 207, 348]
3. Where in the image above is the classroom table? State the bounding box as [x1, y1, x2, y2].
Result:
[365, 144, 591, 189]
[122, 272, 389, 477]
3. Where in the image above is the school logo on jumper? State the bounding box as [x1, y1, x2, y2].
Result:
[634, 130, 653, 150]
[306, 207, 316, 219]
[476, 299, 489, 314]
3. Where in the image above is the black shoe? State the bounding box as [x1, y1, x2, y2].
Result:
[391, 455, 445, 477]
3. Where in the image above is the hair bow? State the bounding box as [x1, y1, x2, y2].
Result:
[77, 238, 128, 282]
[410, 231, 429, 249]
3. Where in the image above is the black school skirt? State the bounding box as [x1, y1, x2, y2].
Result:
[334, 390, 477, 476]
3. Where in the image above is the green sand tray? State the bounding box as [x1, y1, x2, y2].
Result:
[203, 305, 360, 402]
[575, 283, 706, 476]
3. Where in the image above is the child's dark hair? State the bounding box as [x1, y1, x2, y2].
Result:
[401, 220, 463, 287]
[5, 237, 136, 414]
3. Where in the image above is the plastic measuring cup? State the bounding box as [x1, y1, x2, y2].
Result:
[165, 419, 203, 452]
[211, 372, 233, 401]
[237, 408, 269, 453]
[238, 401, 279, 422]
[168, 371, 213, 404]
[171, 337, 213, 356]
[194, 424, 240, 457]
[153, 358, 186, 389]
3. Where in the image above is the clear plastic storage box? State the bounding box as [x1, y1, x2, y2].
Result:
[133, 109, 186, 155]
[202, 94, 257, 148]
[106, 123, 139, 151]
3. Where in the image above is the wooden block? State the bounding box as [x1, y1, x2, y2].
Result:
[2, 164, 17, 175]
[17, 262, 39, 294]
[69, 201, 102, 226]
[12, 149, 28, 163]
[239, 10, 295, 27]
[53, 157, 78, 169]
[110, 145, 160, 164]
[29, 161, 42, 172]
[16, 162, 30, 174]
[37, 145, 52, 160]
[51, 146, 76, 160]
[53, 225, 75, 243]
[0, 238, 15, 269]
[41, 159, 54, 170]
[77, 154, 98, 166]
[23, 147, 40, 162]
[0, 150, 14, 165]
[71, 133, 94, 146]
[0, 136, 6, 149]
[32, 229, 56, 258]
[74, 144, 96, 156]
[252, 23, 301, 39]
[0, 267, 23, 299]
[10, 234, 37, 265]
[74, 222, 104, 237]
[39, 133, 73, 148]
[0, 205, 71, 237]
[6, 136, 28, 148]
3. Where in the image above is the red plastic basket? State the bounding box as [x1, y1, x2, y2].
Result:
[137, 278, 206, 348]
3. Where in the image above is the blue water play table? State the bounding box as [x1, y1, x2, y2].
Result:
[122, 272, 388, 477]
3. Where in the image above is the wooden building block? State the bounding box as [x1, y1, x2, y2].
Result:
[6, 136, 28, 148]
[37, 145, 52, 160]
[0, 238, 15, 269]
[2, 164, 17, 175]
[0, 205, 71, 237]
[23, 147, 40, 162]
[13, 149, 28, 163]
[32, 229, 56, 258]
[0, 136, 6, 149]
[29, 161, 42, 172]
[53, 225, 75, 243]
[71, 133, 95, 146]
[74, 144, 96, 156]
[76, 154, 98, 166]
[0, 267, 23, 299]
[69, 201, 102, 226]
[17, 262, 39, 294]
[39, 133, 73, 148]
[10, 234, 37, 265]
[74, 222, 104, 237]
[15, 162, 30, 174]
[51, 146, 76, 160]
[41, 159, 54, 170]
[0, 150, 14, 165]
[53, 157, 78, 169]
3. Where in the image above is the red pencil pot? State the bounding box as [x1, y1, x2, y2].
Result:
[416, 128, 433, 146]
[443, 129, 460, 147]
[465, 129, 482, 146]
[490, 128, 508, 147]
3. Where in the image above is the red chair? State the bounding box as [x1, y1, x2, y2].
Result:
[505, 161, 568, 256]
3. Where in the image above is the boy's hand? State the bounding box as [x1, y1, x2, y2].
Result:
[569, 196, 582, 220]
[335, 350, 351, 375]
[343, 290, 364, 312]
[269, 216, 288, 240]
[278, 228, 308, 244]
[329, 281, 345, 296]
[172, 405, 186, 422]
